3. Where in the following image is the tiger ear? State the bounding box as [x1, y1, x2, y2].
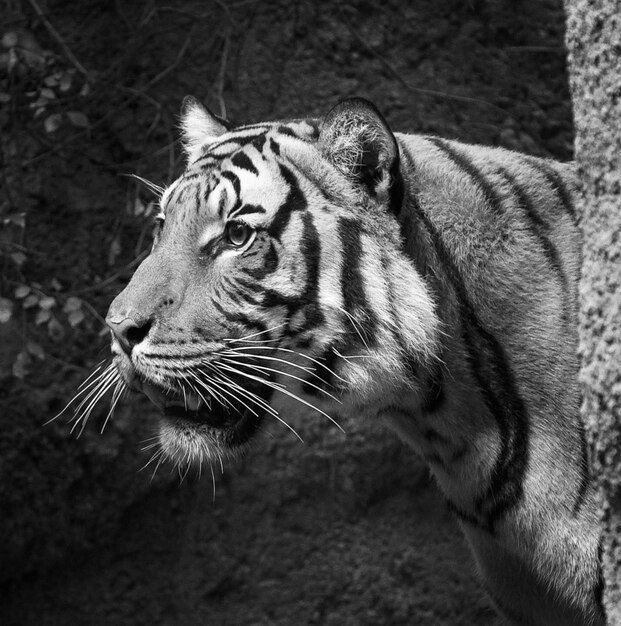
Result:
[317, 97, 401, 207]
[180, 96, 229, 156]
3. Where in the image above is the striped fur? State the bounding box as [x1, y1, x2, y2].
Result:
[105, 98, 602, 625]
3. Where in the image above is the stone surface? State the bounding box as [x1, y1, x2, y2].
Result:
[564, 0, 621, 621]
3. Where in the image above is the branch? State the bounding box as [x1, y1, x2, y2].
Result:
[28, 0, 91, 78]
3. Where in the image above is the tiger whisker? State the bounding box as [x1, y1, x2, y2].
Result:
[224, 323, 287, 343]
[202, 371, 266, 419]
[338, 306, 370, 351]
[220, 356, 342, 404]
[186, 368, 237, 410]
[45, 361, 111, 425]
[183, 372, 213, 409]
[68, 365, 118, 428]
[141, 441, 161, 452]
[69, 364, 118, 419]
[221, 345, 349, 385]
[76, 360, 109, 390]
[127, 173, 165, 196]
[139, 446, 165, 474]
[220, 349, 315, 375]
[207, 368, 304, 442]
[214, 362, 344, 434]
[71, 369, 120, 436]
[100, 378, 127, 434]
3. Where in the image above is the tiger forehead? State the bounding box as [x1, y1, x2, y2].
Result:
[159, 119, 321, 219]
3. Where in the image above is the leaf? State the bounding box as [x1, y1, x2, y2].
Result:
[8, 212, 26, 228]
[80, 83, 91, 97]
[22, 294, 39, 308]
[44, 113, 62, 133]
[35, 308, 52, 325]
[67, 111, 89, 128]
[14, 285, 30, 299]
[0, 297, 13, 323]
[38, 296, 56, 310]
[50, 278, 62, 291]
[63, 296, 82, 312]
[47, 317, 65, 341]
[2, 32, 18, 48]
[68, 309, 85, 327]
[10, 252, 27, 267]
[26, 341, 45, 359]
[43, 74, 59, 87]
[13, 351, 31, 379]
[40, 87, 56, 100]
[0, 92, 10, 104]
[59, 72, 72, 92]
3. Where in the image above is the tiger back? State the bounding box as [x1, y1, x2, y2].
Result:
[100, 97, 603, 625]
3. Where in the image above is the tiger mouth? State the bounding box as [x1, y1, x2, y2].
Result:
[136, 377, 269, 445]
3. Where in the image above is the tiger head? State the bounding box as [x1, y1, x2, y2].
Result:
[105, 97, 439, 466]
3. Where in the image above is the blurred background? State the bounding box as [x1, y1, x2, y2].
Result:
[0, 1, 572, 624]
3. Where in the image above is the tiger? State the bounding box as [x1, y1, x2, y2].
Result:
[97, 96, 603, 625]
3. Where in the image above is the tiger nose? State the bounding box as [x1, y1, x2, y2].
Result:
[106, 313, 152, 355]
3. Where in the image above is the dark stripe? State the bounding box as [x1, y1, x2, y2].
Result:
[499, 167, 573, 326]
[231, 203, 266, 218]
[277, 125, 299, 138]
[194, 182, 202, 214]
[268, 163, 307, 241]
[421, 363, 445, 413]
[524, 156, 577, 224]
[445, 499, 492, 532]
[423, 427, 452, 446]
[499, 168, 588, 513]
[242, 240, 279, 280]
[226, 278, 262, 306]
[302, 346, 338, 396]
[388, 149, 404, 216]
[573, 420, 591, 514]
[213, 299, 265, 330]
[594, 540, 605, 618]
[297, 212, 325, 332]
[231, 151, 259, 175]
[207, 130, 268, 151]
[219, 170, 242, 218]
[402, 146, 530, 528]
[235, 277, 265, 293]
[337, 217, 379, 348]
[219, 278, 244, 306]
[179, 172, 202, 182]
[379, 252, 421, 384]
[424, 453, 448, 471]
[307, 121, 320, 140]
[269, 138, 280, 156]
[251, 135, 267, 153]
[426, 137, 505, 215]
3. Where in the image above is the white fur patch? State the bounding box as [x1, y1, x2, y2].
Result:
[180, 99, 227, 160]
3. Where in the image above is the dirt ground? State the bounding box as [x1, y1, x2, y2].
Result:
[0, 0, 572, 624]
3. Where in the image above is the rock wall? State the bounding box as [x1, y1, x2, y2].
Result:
[564, 0, 621, 621]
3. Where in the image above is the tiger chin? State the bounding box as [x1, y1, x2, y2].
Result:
[102, 96, 603, 626]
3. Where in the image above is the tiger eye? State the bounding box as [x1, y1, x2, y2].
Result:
[225, 222, 252, 247]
